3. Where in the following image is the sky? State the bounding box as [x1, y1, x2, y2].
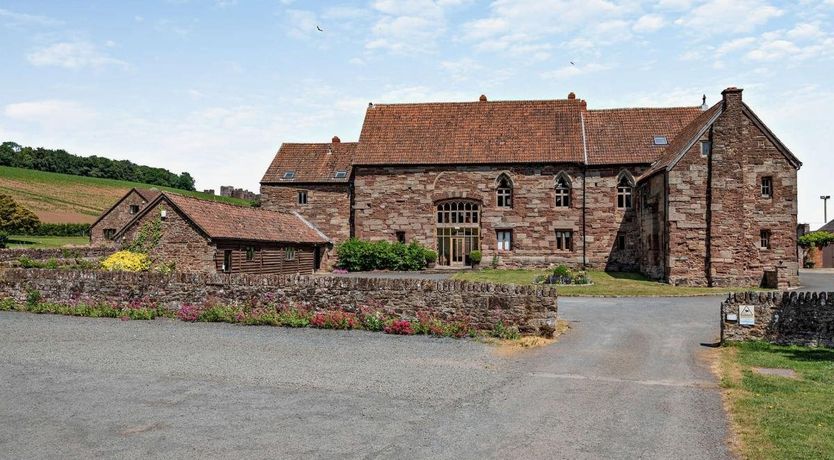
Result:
[1, 0, 832, 227]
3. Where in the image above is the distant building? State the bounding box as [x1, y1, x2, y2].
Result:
[202, 189, 215, 195]
[219, 185, 260, 201]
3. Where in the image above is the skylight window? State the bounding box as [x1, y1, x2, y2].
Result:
[282, 171, 295, 180]
[334, 171, 347, 179]
[653, 136, 668, 145]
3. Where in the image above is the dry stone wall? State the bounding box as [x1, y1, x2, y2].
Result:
[0, 269, 558, 335]
[721, 291, 834, 346]
[0, 247, 112, 263]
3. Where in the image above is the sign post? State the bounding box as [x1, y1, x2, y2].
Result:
[739, 305, 755, 326]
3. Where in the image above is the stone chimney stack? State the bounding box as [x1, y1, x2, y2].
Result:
[721, 87, 743, 111]
[331, 135, 341, 144]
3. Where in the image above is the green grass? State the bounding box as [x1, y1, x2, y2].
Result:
[454, 269, 768, 296]
[0, 165, 253, 223]
[6, 235, 90, 248]
[720, 342, 834, 459]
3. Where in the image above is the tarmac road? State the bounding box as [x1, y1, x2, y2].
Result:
[0, 292, 734, 459]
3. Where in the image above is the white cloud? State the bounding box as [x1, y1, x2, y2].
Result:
[633, 14, 665, 33]
[674, 0, 782, 34]
[441, 58, 483, 82]
[26, 41, 127, 69]
[4, 100, 98, 127]
[365, 0, 466, 53]
[0, 8, 62, 27]
[540, 63, 610, 79]
[716, 37, 756, 56]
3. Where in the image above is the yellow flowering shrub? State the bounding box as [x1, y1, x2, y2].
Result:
[101, 251, 151, 272]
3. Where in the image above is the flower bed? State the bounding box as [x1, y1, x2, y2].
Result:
[535, 265, 592, 286]
[0, 295, 530, 339]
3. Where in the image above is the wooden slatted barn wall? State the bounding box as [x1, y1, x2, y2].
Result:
[213, 242, 316, 275]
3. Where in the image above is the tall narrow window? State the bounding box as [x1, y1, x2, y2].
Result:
[496, 230, 512, 251]
[617, 233, 626, 250]
[555, 230, 573, 251]
[298, 191, 308, 205]
[285, 246, 296, 260]
[245, 246, 255, 261]
[761, 176, 773, 198]
[223, 250, 232, 273]
[700, 140, 712, 157]
[496, 174, 513, 208]
[554, 174, 571, 208]
[760, 230, 771, 249]
[617, 174, 634, 209]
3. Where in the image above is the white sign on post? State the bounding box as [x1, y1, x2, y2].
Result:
[739, 305, 755, 326]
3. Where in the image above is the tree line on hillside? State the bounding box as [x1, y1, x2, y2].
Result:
[1, 141, 196, 191]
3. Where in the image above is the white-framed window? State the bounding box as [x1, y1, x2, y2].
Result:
[555, 174, 571, 208]
[496, 230, 512, 251]
[298, 191, 308, 205]
[760, 230, 771, 249]
[283, 171, 295, 180]
[700, 140, 711, 157]
[285, 246, 296, 260]
[496, 174, 513, 208]
[555, 230, 572, 251]
[616, 174, 634, 209]
[761, 176, 773, 198]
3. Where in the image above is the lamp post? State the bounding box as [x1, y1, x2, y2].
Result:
[823, 195, 831, 223]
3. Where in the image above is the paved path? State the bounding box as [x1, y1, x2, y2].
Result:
[797, 269, 834, 292]
[0, 294, 730, 459]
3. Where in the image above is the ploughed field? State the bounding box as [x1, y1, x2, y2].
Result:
[0, 166, 251, 224]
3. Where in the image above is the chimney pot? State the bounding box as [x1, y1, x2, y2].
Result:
[479, 94, 487, 102]
[332, 136, 341, 143]
[568, 92, 576, 100]
[368, 102, 373, 108]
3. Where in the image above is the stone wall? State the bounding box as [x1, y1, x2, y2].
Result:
[709, 88, 799, 288]
[352, 164, 644, 269]
[260, 183, 350, 270]
[637, 173, 667, 280]
[117, 200, 216, 272]
[0, 269, 558, 335]
[721, 291, 834, 347]
[0, 247, 112, 263]
[91, 190, 153, 246]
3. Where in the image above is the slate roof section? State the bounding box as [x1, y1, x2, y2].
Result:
[116, 192, 330, 244]
[584, 107, 703, 165]
[261, 141, 357, 184]
[354, 99, 587, 165]
[818, 220, 834, 233]
[639, 102, 724, 180]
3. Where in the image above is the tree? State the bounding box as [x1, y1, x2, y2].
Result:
[177, 172, 196, 191]
[0, 193, 40, 233]
[798, 231, 834, 249]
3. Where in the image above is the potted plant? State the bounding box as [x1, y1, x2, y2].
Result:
[469, 250, 482, 269]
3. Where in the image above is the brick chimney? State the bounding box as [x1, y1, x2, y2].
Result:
[479, 94, 487, 102]
[331, 135, 341, 143]
[721, 87, 743, 111]
[567, 92, 576, 100]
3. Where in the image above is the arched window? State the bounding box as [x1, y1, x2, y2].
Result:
[496, 174, 513, 208]
[616, 172, 634, 209]
[554, 173, 571, 208]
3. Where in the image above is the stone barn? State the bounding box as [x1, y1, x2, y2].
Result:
[114, 192, 330, 274]
[260, 87, 801, 287]
[90, 188, 160, 246]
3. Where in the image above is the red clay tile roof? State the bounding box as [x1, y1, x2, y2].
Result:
[584, 107, 703, 165]
[135, 188, 162, 202]
[90, 188, 161, 229]
[117, 193, 329, 244]
[261, 141, 357, 184]
[354, 99, 586, 165]
[639, 103, 723, 181]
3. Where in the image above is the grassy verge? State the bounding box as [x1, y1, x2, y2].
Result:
[454, 269, 768, 296]
[719, 342, 834, 459]
[6, 235, 90, 249]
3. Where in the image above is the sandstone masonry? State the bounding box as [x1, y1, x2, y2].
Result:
[721, 291, 834, 347]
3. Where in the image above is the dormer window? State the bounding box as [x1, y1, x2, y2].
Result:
[334, 171, 347, 179]
[283, 171, 295, 180]
[653, 136, 668, 145]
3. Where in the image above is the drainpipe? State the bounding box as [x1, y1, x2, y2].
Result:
[582, 164, 587, 268]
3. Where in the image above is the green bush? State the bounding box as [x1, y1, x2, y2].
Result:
[491, 321, 521, 340]
[198, 305, 238, 323]
[552, 265, 572, 278]
[335, 239, 435, 271]
[469, 250, 482, 265]
[21, 223, 90, 237]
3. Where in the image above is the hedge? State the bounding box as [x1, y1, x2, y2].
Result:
[335, 239, 437, 272]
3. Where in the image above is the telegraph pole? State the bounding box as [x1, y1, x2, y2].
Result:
[823, 195, 831, 223]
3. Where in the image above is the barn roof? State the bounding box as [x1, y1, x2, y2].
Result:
[116, 192, 330, 244]
[261, 139, 357, 184]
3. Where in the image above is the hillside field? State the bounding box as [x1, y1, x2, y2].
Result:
[0, 166, 252, 224]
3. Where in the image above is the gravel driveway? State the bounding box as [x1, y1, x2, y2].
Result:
[0, 293, 731, 459]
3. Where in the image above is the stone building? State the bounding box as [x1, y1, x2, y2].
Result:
[90, 188, 160, 246]
[114, 192, 330, 274]
[261, 88, 801, 287]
